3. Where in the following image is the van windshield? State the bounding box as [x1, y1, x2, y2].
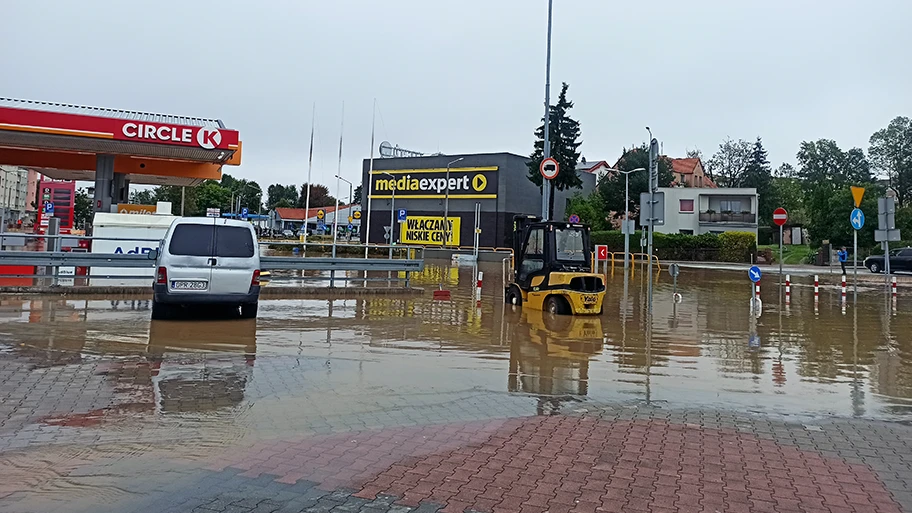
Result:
[215, 226, 255, 258]
[169, 224, 214, 256]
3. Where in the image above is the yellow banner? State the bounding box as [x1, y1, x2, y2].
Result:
[400, 216, 460, 246]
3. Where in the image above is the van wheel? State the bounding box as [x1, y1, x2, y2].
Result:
[240, 302, 258, 319]
[545, 296, 569, 315]
[505, 285, 523, 306]
[151, 301, 173, 320]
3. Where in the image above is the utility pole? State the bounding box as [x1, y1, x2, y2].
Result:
[540, 0, 554, 221]
[646, 129, 658, 313]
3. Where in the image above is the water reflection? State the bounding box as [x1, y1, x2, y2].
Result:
[2, 263, 912, 420]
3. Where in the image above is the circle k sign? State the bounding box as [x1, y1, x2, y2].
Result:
[197, 127, 222, 149]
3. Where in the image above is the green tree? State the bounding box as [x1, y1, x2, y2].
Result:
[741, 137, 775, 226]
[597, 145, 674, 223]
[353, 185, 363, 204]
[153, 185, 197, 216]
[869, 116, 912, 206]
[796, 139, 873, 244]
[565, 192, 608, 231]
[196, 181, 232, 212]
[74, 188, 93, 229]
[771, 176, 807, 225]
[129, 188, 156, 205]
[297, 183, 336, 208]
[527, 82, 583, 217]
[266, 184, 298, 209]
[706, 138, 752, 187]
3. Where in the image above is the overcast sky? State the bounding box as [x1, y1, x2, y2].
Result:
[4, 0, 911, 192]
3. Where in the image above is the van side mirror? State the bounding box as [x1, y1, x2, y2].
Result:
[147, 249, 159, 260]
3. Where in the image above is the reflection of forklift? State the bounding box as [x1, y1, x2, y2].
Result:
[504, 215, 605, 315]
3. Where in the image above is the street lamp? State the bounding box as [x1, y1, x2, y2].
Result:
[382, 172, 397, 255]
[443, 157, 464, 248]
[607, 167, 646, 270]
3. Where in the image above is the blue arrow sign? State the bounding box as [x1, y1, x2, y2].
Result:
[850, 208, 864, 230]
[748, 265, 762, 283]
[397, 209, 407, 222]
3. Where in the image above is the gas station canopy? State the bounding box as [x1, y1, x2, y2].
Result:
[0, 97, 242, 188]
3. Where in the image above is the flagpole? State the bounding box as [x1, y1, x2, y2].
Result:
[303, 103, 315, 252]
[364, 98, 376, 258]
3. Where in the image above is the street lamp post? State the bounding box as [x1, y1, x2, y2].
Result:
[335, 174, 353, 231]
[607, 167, 646, 270]
[383, 172, 396, 257]
[443, 157, 464, 248]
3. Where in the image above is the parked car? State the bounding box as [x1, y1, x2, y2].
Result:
[281, 229, 295, 238]
[149, 217, 261, 320]
[864, 247, 912, 273]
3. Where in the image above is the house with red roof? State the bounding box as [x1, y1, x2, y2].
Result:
[669, 158, 717, 188]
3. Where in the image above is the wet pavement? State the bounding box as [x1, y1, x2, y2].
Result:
[1, 263, 912, 512]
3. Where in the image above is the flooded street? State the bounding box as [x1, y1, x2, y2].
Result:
[2, 262, 912, 513]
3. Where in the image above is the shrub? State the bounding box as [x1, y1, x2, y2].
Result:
[718, 231, 757, 262]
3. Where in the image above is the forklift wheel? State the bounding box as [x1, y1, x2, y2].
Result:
[505, 285, 523, 305]
[544, 296, 569, 315]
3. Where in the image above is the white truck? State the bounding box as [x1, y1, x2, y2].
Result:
[90, 202, 177, 286]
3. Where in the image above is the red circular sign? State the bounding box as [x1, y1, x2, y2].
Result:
[540, 158, 559, 180]
[773, 207, 788, 226]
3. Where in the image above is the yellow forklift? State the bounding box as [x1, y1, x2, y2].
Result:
[504, 214, 605, 315]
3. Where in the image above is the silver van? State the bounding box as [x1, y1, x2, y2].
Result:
[150, 218, 261, 319]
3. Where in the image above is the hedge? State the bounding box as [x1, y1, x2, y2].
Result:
[589, 230, 756, 263]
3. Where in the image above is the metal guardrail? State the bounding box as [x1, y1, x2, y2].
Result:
[260, 257, 423, 272]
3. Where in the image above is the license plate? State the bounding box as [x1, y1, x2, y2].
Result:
[582, 295, 598, 304]
[171, 280, 207, 290]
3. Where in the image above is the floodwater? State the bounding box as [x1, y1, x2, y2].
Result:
[2, 262, 911, 422]
[2, 262, 912, 512]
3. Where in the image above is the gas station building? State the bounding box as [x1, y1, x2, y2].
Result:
[361, 152, 596, 249]
[0, 97, 242, 223]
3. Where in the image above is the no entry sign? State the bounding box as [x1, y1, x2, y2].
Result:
[773, 207, 788, 226]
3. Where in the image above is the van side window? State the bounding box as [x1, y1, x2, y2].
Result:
[216, 226, 255, 258]
[169, 225, 214, 256]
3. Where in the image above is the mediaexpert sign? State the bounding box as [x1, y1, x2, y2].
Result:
[399, 216, 461, 246]
[371, 167, 498, 199]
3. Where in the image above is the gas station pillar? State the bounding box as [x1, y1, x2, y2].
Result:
[93, 154, 114, 213]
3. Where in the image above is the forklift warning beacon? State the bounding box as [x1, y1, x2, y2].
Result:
[504, 215, 606, 315]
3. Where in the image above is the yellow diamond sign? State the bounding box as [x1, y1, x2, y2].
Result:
[851, 186, 865, 208]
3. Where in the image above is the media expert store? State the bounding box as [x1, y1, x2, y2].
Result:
[360, 153, 596, 248]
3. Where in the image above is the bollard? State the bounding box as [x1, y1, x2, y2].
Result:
[785, 274, 791, 304]
[476, 271, 483, 305]
[892, 276, 898, 299]
[814, 275, 819, 303]
[755, 282, 761, 300]
[841, 275, 847, 302]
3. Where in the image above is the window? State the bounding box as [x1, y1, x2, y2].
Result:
[215, 226, 255, 258]
[679, 199, 694, 212]
[169, 224, 214, 256]
[679, 229, 694, 235]
[525, 228, 544, 257]
[555, 227, 586, 262]
[720, 200, 741, 213]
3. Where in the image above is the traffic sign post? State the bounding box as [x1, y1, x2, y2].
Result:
[540, 158, 559, 181]
[397, 209, 407, 223]
[316, 209, 325, 220]
[568, 214, 580, 224]
[851, 207, 865, 301]
[749, 265, 762, 314]
[241, 207, 249, 220]
[595, 244, 608, 274]
[773, 208, 788, 280]
[669, 263, 681, 305]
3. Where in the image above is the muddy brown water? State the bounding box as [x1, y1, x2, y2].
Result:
[2, 263, 911, 422]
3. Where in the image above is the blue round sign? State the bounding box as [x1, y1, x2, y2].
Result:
[748, 265, 762, 283]
[568, 214, 581, 224]
[850, 208, 865, 230]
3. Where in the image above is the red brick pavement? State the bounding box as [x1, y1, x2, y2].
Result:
[210, 417, 903, 512]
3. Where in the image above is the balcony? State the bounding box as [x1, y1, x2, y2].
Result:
[699, 211, 756, 224]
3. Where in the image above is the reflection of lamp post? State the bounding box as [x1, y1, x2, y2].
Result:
[443, 157, 464, 248]
[382, 172, 396, 256]
[607, 167, 646, 270]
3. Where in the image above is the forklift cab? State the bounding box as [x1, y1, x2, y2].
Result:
[506, 215, 605, 315]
